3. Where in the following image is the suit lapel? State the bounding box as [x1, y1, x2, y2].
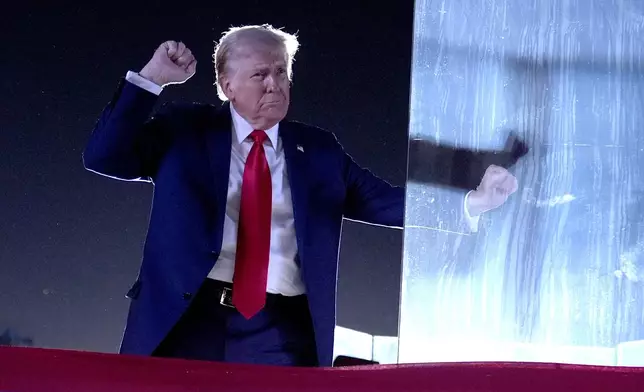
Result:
[206, 103, 232, 250]
[280, 122, 309, 260]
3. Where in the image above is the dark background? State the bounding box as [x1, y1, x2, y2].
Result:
[1, 2, 413, 352]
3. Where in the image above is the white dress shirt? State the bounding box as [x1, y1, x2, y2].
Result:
[207, 105, 305, 296]
[123, 71, 480, 297]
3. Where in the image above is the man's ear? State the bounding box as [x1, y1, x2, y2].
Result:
[220, 76, 234, 101]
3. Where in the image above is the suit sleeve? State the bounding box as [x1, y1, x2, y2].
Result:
[82, 78, 174, 182]
[332, 135, 405, 228]
[335, 134, 481, 233]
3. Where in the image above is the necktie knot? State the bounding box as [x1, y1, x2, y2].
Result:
[250, 129, 268, 144]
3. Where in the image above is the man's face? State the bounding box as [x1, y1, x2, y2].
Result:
[222, 44, 290, 130]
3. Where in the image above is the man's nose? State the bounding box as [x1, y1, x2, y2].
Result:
[265, 75, 278, 91]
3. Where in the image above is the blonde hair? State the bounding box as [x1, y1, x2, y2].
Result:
[213, 24, 300, 101]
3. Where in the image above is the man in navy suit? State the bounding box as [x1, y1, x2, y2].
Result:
[83, 24, 518, 367]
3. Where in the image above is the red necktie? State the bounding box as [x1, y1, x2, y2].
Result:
[232, 130, 272, 319]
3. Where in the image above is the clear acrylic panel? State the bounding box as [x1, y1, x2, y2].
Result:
[400, 0, 644, 366]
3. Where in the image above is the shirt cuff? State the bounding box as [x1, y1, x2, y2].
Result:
[125, 71, 163, 95]
[463, 191, 481, 233]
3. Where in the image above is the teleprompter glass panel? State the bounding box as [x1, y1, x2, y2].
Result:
[400, 0, 644, 366]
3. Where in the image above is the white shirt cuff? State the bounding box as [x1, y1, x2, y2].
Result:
[125, 71, 163, 95]
[464, 190, 481, 232]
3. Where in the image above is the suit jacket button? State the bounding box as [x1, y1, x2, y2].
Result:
[182, 292, 192, 300]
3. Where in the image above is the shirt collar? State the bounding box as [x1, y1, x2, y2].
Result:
[230, 104, 279, 148]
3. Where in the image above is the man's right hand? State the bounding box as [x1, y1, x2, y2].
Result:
[139, 41, 197, 87]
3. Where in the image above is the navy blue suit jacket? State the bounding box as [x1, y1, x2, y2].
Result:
[83, 79, 405, 366]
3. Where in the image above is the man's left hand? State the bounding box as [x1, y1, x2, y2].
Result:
[466, 165, 518, 217]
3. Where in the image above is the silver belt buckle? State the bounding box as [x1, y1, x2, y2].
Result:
[219, 287, 235, 308]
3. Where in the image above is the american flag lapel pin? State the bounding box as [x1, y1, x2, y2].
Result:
[297, 144, 304, 152]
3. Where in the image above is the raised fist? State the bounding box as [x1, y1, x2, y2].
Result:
[466, 164, 518, 216]
[139, 41, 197, 87]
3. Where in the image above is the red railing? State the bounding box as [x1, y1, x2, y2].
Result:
[1, 346, 644, 391]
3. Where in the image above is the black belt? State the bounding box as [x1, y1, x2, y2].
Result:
[205, 279, 304, 309]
